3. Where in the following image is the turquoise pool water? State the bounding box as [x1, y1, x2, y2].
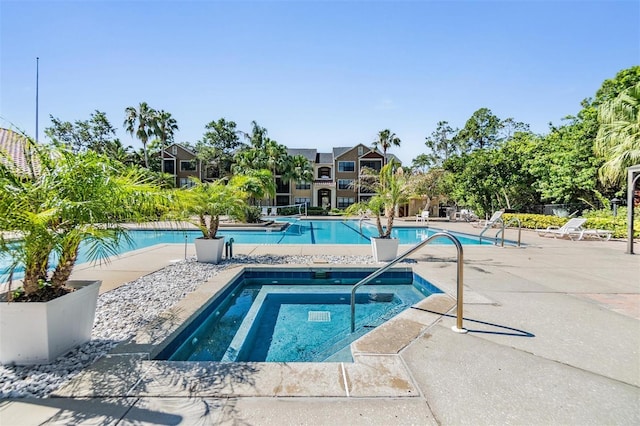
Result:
[0, 219, 488, 281]
[157, 268, 441, 362]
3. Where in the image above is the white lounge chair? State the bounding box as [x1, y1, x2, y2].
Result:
[537, 218, 586, 239]
[536, 217, 611, 240]
[472, 210, 504, 229]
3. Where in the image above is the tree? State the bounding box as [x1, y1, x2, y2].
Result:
[407, 167, 450, 212]
[45, 110, 118, 154]
[500, 118, 530, 140]
[373, 129, 401, 164]
[153, 110, 179, 173]
[195, 118, 245, 179]
[595, 82, 640, 187]
[423, 121, 460, 167]
[0, 135, 166, 296]
[411, 153, 432, 173]
[124, 102, 156, 168]
[455, 108, 502, 151]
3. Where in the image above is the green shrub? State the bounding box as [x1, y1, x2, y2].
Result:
[244, 206, 262, 223]
[306, 206, 328, 216]
[503, 213, 639, 239]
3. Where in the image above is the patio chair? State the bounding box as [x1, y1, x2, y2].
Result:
[472, 210, 504, 229]
[416, 210, 429, 224]
[536, 217, 600, 240]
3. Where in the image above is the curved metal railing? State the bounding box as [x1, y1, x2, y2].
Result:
[495, 217, 522, 247]
[350, 232, 466, 333]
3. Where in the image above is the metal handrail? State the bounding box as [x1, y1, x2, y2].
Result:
[479, 218, 504, 243]
[495, 217, 522, 247]
[350, 232, 466, 333]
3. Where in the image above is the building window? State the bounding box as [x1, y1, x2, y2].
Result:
[338, 161, 355, 172]
[171, 146, 177, 155]
[317, 166, 332, 179]
[163, 160, 175, 174]
[358, 146, 364, 155]
[276, 195, 290, 206]
[337, 197, 355, 208]
[360, 160, 382, 172]
[338, 179, 354, 190]
[179, 177, 194, 188]
[180, 160, 197, 171]
[276, 177, 290, 193]
[294, 197, 311, 205]
[296, 181, 311, 190]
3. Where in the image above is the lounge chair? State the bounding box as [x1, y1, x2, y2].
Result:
[536, 217, 611, 240]
[472, 210, 504, 229]
[537, 218, 586, 239]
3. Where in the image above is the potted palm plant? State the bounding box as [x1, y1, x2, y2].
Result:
[0, 132, 166, 365]
[179, 176, 252, 264]
[347, 160, 412, 261]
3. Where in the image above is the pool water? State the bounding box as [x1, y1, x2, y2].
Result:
[157, 268, 442, 363]
[1, 219, 488, 281]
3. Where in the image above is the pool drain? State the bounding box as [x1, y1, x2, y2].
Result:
[308, 311, 331, 322]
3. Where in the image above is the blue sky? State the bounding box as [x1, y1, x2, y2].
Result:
[1, 1, 638, 165]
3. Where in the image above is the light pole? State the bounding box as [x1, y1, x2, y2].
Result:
[611, 198, 620, 217]
[35, 57, 39, 143]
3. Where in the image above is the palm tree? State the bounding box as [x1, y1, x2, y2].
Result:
[373, 129, 401, 165]
[153, 110, 179, 173]
[0, 134, 167, 297]
[595, 82, 640, 187]
[124, 102, 156, 168]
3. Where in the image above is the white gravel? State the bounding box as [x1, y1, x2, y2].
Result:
[0, 254, 378, 398]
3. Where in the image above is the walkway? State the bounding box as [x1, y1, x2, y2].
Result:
[1, 222, 638, 425]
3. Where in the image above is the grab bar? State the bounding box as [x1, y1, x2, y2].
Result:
[479, 218, 503, 244]
[350, 232, 467, 333]
[495, 217, 522, 247]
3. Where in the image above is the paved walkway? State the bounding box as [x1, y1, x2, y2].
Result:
[1, 221, 639, 425]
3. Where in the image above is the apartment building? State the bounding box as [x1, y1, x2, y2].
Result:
[286, 144, 400, 210]
[161, 143, 203, 188]
[161, 142, 400, 211]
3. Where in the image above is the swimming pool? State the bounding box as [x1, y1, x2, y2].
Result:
[0, 219, 489, 281]
[155, 267, 442, 363]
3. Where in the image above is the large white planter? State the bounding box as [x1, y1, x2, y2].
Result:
[371, 237, 399, 262]
[194, 236, 225, 264]
[0, 280, 101, 365]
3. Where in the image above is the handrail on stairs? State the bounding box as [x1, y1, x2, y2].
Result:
[495, 217, 522, 247]
[350, 231, 467, 334]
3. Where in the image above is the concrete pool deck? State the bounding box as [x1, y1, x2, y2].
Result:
[1, 221, 639, 425]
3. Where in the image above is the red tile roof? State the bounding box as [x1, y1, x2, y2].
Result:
[0, 128, 39, 175]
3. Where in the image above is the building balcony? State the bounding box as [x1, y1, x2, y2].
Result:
[313, 179, 335, 187]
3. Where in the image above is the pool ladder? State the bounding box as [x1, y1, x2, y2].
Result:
[479, 217, 522, 247]
[350, 232, 467, 334]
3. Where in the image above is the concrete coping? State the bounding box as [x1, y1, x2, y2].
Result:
[54, 264, 455, 399]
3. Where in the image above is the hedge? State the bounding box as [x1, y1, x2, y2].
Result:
[503, 213, 639, 239]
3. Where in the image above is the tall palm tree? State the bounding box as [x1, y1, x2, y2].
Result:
[373, 129, 401, 165]
[595, 82, 640, 187]
[153, 110, 179, 173]
[124, 102, 156, 168]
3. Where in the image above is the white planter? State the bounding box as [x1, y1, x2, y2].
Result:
[194, 236, 225, 264]
[0, 280, 101, 365]
[371, 237, 399, 262]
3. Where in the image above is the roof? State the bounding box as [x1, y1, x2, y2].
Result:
[0, 128, 39, 175]
[287, 148, 317, 162]
[317, 152, 333, 164]
[386, 153, 401, 165]
[332, 147, 352, 158]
